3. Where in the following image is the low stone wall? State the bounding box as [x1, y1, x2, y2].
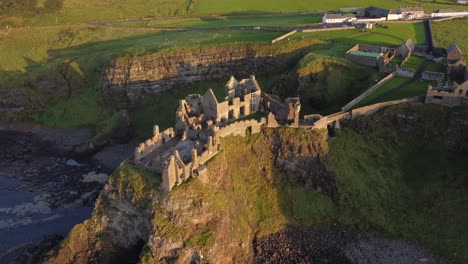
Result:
[307, 112, 350, 130]
[342, 72, 396, 111]
[271, 30, 297, 44]
[217, 118, 267, 138]
[300, 26, 354, 33]
[422, 71, 445, 83]
[396, 67, 415, 78]
[351, 96, 424, 117]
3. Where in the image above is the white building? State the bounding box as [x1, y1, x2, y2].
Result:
[431, 9, 468, 17]
[398, 7, 425, 19]
[387, 10, 402, 20]
[322, 13, 352, 23]
[457, 0, 468, 5]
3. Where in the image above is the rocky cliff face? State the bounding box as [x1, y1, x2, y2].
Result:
[104, 43, 311, 106]
[45, 127, 332, 264]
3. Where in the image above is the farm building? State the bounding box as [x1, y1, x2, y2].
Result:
[457, 0, 468, 5]
[431, 9, 468, 17]
[345, 44, 395, 71]
[355, 22, 374, 30]
[364, 6, 390, 18]
[387, 10, 402, 20]
[447, 44, 467, 83]
[396, 39, 415, 58]
[398, 7, 425, 19]
[322, 13, 352, 23]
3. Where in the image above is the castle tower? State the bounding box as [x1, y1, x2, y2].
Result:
[153, 125, 160, 137]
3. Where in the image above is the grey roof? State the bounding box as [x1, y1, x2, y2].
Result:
[399, 7, 424, 12]
[447, 43, 462, 55]
[325, 13, 345, 19]
[434, 9, 456, 13]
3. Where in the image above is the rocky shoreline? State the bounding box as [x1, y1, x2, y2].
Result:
[0, 123, 136, 263]
[254, 228, 447, 264]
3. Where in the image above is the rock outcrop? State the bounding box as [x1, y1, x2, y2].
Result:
[104, 43, 312, 106]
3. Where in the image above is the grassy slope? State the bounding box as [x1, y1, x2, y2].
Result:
[297, 54, 383, 115]
[432, 17, 468, 59]
[403, 55, 426, 70]
[330, 104, 468, 263]
[356, 77, 433, 107]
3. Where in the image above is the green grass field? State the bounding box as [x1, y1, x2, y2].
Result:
[432, 17, 468, 59]
[356, 77, 432, 107]
[425, 61, 446, 73]
[2, 0, 466, 26]
[402, 55, 426, 70]
[113, 14, 322, 29]
[298, 23, 426, 48]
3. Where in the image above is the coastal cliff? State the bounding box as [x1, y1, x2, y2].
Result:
[103, 43, 312, 106]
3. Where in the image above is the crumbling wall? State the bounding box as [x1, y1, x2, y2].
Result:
[161, 136, 219, 192]
[217, 118, 267, 138]
[422, 71, 445, 83]
[134, 126, 175, 161]
[425, 82, 468, 107]
[396, 67, 415, 78]
[351, 96, 424, 117]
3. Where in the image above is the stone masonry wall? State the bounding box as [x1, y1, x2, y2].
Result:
[422, 71, 445, 83]
[134, 126, 175, 161]
[351, 96, 424, 117]
[396, 67, 415, 78]
[217, 118, 267, 138]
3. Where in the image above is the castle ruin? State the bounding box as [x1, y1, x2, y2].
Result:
[134, 76, 301, 192]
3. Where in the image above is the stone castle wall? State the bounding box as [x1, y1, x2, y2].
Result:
[396, 67, 415, 78]
[134, 126, 175, 161]
[425, 82, 468, 107]
[217, 118, 267, 138]
[422, 71, 445, 83]
[351, 96, 424, 117]
[161, 136, 219, 192]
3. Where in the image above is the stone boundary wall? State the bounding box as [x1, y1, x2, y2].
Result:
[422, 71, 445, 82]
[271, 30, 297, 44]
[217, 118, 267, 138]
[311, 112, 350, 129]
[342, 72, 396, 111]
[432, 16, 464, 23]
[300, 26, 354, 33]
[396, 67, 415, 78]
[384, 19, 424, 24]
[134, 126, 175, 161]
[351, 96, 424, 117]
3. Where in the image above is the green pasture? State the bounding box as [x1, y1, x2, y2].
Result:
[432, 17, 468, 59]
[2, 0, 466, 26]
[356, 76, 431, 107]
